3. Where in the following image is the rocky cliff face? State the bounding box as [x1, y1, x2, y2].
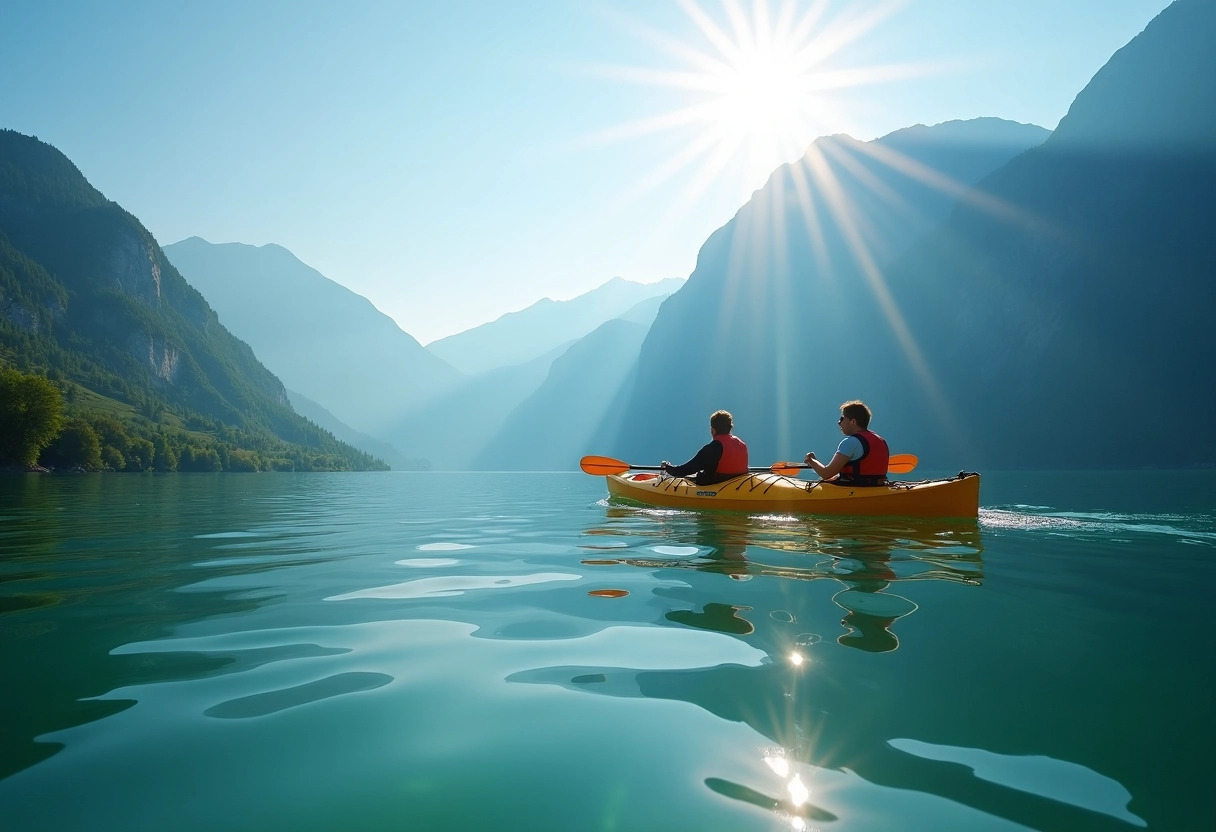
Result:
[108, 233, 162, 304]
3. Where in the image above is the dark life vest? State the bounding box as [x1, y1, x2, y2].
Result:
[841, 430, 889, 485]
[713, 433, 749, 475]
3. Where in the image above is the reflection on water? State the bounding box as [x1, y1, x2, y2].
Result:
[558, 506, 1010, 826]
[1, 472, 1211, 831]
[581, 506, 984, 653]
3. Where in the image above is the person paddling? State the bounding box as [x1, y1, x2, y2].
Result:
[804, 400, 890, 486]
[661, 410, 749, 486]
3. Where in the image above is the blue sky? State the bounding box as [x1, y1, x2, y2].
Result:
[1, 0, 1173, 343]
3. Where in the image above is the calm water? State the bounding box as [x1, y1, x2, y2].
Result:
[1, 471, 1213, 831]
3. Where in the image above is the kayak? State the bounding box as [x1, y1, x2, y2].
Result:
[603, 471, 980, 519]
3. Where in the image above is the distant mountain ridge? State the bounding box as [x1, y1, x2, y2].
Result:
[471, 297, 670, 471]
[426, 275, 684, 375]
[164, 237, 463, 441]
[383, 289, 674, 470]
[385, 345, 564, 470]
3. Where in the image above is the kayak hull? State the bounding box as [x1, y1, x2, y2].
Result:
[604, 471, 980, 519]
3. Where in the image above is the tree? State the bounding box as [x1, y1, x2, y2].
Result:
[0, 367, 64, 466]
[125, 437, 155, 471]
[152, 432, 178, 472]
[41, 418, 103, 470]
[179, 444, 221, 472]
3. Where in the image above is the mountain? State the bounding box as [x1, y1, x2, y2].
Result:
[385, 346, 566, 470]
[607, 117, 1051, 466]
[285, 389, 426, 471]
[0, 129, 383, 471]
[471, 295, 669, 470]
[164, 237, 462, 439]
[425, 275, 684, 375]
[876, 0, 1216, 468]
[609, 0, 1214, 470]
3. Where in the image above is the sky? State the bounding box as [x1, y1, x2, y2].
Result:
[1, 0, 1174, 344]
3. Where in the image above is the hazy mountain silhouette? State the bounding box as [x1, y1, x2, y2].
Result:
[164, 237, 462, 439]
[471, 295, 670, 470]
[285, 389, 424, 470]
[385, 345, 568, 470]
[388, 293, 674, 470]
[426, 275, 683, 375]
[605, 117, 1050, 466]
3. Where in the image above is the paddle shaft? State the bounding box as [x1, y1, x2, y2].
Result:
[582, 454, 917, 477]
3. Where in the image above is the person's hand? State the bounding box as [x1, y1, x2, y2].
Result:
[804, 452, 816, 464]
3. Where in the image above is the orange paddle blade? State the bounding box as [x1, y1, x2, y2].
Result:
[580, 455, 631, 476]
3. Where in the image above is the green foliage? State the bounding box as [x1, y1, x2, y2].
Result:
[40, 417, 102, 471]
[0, 129, 108, 210]
[179, 445, 222, 472]
[0, 366, 64, 466]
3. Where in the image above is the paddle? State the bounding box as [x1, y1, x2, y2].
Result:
[770, 453, 919, 477]
[581, 454, 824, 477]
[581, 453, 919, 478]
[579, 455, 664, 476]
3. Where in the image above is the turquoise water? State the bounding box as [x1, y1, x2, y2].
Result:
[1, 471, 1213, 831]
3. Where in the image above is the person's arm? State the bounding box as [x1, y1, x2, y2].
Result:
[664, 441, 722, 478]
[803, 451, 851, 480]
[804, 436, 860, 480]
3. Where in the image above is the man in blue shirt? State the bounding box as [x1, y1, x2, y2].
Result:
[804, 400, 890, 485]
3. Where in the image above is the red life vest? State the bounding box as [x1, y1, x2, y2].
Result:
[842, 430, 889, 484]
[713, 433, 749, 474]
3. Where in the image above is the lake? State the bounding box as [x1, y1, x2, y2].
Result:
[1, 471, 1213, 831]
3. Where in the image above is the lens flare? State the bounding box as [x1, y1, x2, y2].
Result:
[584, 0, 923, 209]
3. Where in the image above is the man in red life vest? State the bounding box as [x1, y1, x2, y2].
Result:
[661, 409, 749, 486]
[803, 400, 890, 486]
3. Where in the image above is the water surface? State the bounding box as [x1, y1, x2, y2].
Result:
[1, 471, 1213, 831]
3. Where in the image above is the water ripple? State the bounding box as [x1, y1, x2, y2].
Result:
[325, 572, 582, 600]
[205, 672, 392, 719]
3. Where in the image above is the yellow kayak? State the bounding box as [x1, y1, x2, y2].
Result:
[604, 471, 980, 519]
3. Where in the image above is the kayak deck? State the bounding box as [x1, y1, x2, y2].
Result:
[604, 471, 980, 519]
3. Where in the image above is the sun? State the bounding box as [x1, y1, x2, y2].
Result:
[708, 38, 810, 147]
[582, 1, 971, 440]
[587, 0, 909, 202]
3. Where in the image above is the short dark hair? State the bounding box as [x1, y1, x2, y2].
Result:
[840, 400, 872, 429]
[710, 410, 733, 435]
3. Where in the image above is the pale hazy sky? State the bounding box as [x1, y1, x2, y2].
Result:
[1, 0, 1172, 343]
